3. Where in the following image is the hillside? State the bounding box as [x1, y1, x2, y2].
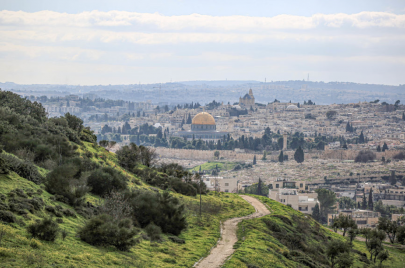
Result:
[0, 142, 254, 267]
[224, 195, 405, 268]
[0, 89, 255, 267]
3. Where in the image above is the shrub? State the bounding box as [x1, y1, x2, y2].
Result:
[45, 164, 89, 207]
[27, 217, 59, 242]
[61, 229, 68, 241]
[0, 210, 16, 223]
[145, 222, 162, 242]
[127, 190, 186, 235]
[56, 218, 64, 224]
[168, 236, 185, 244]
[78, 214, 139, 251]
[87, 167, 128, 196]
[29, 239, 42, 249]
[27, 197, 44, 211]
[0, 200, 9, 211]
[355, 150, 376, 163]
[393, 152, 405, 160]
[0, 154, 44, 184]
[0, 154, 10, 174]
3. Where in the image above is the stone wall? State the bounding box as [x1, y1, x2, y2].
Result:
[155, 147, 402, 162]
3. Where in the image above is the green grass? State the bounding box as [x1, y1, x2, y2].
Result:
[190, 161, 239, 172]
[223, 194, 405, 268]
[0, 144, 255, 267]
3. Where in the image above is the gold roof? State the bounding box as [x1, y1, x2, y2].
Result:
[192, 112, 216, 125]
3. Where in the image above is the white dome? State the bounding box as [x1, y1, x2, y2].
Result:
[286, 105, 299, 110]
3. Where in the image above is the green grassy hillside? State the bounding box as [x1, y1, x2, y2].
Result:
[224, 195, 405, 268]
[0, 143, 254, 267]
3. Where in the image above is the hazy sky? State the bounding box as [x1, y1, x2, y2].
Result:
[1, 0, 405, 85]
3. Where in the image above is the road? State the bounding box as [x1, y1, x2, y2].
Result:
[195, 195, 270, 268]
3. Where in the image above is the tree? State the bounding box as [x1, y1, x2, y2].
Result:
[253, 155, 257, 165]
[403, 112, 405, 121]
[315, 189, 337, 223]
[362, 192, 367, 210]
[332, 214, 357, 236]
[326, 239, 351, 268]
[262, 151, 267, 160]
[359, 131, 365, 144]
[312, 203, 320, 222]
[278, 151, 284, 163]
[294, 146, 304, 164]
[377, 217, 398, 244]
[257, 178, 262, 196]
[376, 145, 381, 152]
[382, 142, 388, 152]
[326, 110, 337, 120]
[354, 150, 376, 163]
[368, 189, 373, 211]
[64, 112, 83, 133]
[377, 250, 390, 266]
[390, 170, 397, 185]
[362, 228, 386, 263]
[214, 151, 220, 160]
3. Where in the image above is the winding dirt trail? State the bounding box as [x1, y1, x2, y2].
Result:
[195, 195, 270, 268]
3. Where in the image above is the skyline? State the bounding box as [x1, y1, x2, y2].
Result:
[1, 1, 405, 85]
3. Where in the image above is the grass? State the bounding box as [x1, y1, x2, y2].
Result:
[0, 143, 255, 267]
[223, 194, 405, 268]
[190, 161, 239, 172]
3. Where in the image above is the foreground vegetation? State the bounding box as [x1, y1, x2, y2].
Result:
[0, 90, 255, 267]
[224, 195, 405, 268]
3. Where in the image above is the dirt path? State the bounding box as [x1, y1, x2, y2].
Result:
[194, 195, 270, 268]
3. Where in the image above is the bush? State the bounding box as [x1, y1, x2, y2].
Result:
[393, 152, 405, 160]
[127, 190, 186, 235]
[355, 150, 376, 163]
[87, 167, 128, 196]
[0, 210, 16, 223]
[45, 164, 89, 207]
[0, 154, 44, 184]
[168, 236, 185, 244]
[78, 214, 139, 251]
[29, 239, 42, 249]
[27, 217, 59, 242]
[145, 222, 162, 242]
[0, 201, 9, 211]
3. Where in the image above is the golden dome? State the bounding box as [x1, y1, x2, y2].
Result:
[192, 112, 216, 125]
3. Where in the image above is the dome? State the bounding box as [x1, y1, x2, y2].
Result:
[192, 112, 216, 125]
[286, 105, 299, 110]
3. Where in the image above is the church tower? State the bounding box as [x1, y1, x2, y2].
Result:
[249, 89, 254, 98]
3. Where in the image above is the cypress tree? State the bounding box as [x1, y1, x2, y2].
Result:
[278, 151, 284, 163]
[312, 203, 320, 222]
[262, 151, 267, 160]
[359, 131, 365, 143]
[382, 142, 388, 152]
[377, 145, 381, 152]
[362, 193, 367, 210]
[257, 178, 262, 196]
[346, 122, 351, 132]
[294, 146, 304, 164]
[368, 189, 373, 211]
[253, 155, 257, 165]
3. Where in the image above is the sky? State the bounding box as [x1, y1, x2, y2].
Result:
[1, 0, 405, 85]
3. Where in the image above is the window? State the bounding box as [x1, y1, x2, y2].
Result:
[276, 184, 279, 188]
[225, 189, 229, 193]
[225, 183, 229, 186]
[300, 183, 303, 188]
